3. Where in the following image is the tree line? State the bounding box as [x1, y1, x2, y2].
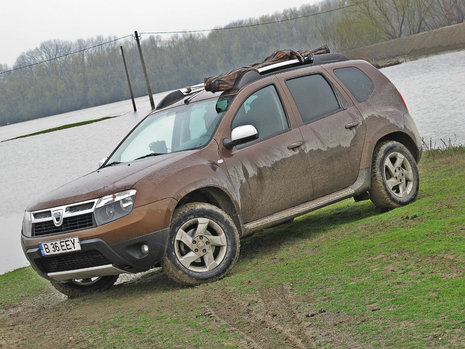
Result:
[1, 0, 463, 126]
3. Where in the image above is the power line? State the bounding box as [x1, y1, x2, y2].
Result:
[1, 0, 368, 75]
[141, 0, 368, 36]
[0, 35, 133, 75]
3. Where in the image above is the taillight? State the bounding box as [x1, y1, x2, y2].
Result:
[398, 91, 409, 112]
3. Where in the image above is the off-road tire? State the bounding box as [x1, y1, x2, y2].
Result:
[370, 141, 419, 210]
[50, 275, 119, 298]
[162, 202, 240, 286]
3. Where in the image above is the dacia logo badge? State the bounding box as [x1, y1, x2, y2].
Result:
[52, 209, 64, 227]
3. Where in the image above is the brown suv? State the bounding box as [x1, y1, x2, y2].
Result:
[21, 52, 421, 297]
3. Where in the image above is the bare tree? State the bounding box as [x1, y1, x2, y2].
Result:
[441, 0, 465, 23]
[353, 0, 410, 39]
[404, 0, 437, 34]
[14, 40, 73, 68]
[314, 0, 345, 49]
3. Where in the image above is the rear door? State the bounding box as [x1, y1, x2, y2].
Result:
[278, 70, 366, 199]
[219, 78, 313, 223]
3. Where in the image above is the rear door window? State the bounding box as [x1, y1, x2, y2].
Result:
[285, 74, 341, 124]
[333, 67, 374, 102]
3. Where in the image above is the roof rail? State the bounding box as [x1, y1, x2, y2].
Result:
[257, 59, 301, 74]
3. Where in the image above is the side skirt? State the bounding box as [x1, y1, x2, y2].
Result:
[242, 168, 370, 236]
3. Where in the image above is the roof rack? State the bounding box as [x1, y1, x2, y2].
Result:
[203, 46, 341, 93]
[155, 47, 349, 110]
[233, 53, 348, 91]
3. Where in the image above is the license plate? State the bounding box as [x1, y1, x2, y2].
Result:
[39, 237, 81, 256]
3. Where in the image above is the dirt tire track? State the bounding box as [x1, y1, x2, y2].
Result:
[204, 305, 263, 349]
[257, 284, 315, 348]
[204, 285, 314, 348]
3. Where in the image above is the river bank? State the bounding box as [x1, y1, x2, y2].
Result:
[343, 21, 465, 66]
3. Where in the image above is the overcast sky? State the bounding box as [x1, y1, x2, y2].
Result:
[0, 0, 322, 66]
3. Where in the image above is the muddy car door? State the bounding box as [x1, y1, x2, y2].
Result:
[219, 79, 313, 223]
[279, 71, 367, 199]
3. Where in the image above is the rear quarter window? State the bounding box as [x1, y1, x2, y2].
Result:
[334, 67, 374, 102]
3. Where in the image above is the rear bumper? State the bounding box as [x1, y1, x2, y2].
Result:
[22, 229, 169, 282]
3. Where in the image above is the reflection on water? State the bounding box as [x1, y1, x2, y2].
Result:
[1, 50, 465, 274]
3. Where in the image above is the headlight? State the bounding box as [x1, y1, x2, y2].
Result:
[94, 189, 136, 226]
[22, 211, 32, 237]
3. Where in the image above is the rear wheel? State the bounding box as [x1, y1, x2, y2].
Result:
[50, 275, 119, 298]
[162, 203, 240, 286]
[370, 141, 419, 210]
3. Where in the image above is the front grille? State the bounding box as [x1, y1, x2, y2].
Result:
[32, 213, 95, 236]
[67, 202, 94, 213]
[33, 211, 51, 219]
[37, 250, 110, 273]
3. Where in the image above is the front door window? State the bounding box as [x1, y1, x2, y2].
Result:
[231, 85, 289, 145]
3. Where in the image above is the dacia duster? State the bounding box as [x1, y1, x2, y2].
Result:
[21, 50, 421, 297]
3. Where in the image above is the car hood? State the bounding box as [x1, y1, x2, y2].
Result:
[27, 151, 195, 211]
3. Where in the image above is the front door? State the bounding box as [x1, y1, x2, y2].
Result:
[220, 83, 313, 223]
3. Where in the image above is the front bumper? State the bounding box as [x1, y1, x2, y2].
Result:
[23, 229, 169, 281]
[21, 198, 177, 282]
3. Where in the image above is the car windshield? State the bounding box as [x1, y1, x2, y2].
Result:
[107, 97, 225, 164]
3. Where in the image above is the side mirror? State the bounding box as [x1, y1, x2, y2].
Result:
[223, 125, 259, 150]
[98, 157, 108, 168]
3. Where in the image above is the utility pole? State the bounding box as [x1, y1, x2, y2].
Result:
[134, 31, 155, 110]
[120, 46, 137, 112]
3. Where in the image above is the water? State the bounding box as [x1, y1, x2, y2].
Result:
[0, 94, 168, 274]
[381, 50, 465, 145]
[1, 50, 464, 274]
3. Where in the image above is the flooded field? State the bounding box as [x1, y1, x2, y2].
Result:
[1, 50, 464, 274]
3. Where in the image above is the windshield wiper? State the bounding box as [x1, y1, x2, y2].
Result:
[103, 161, 121, 167]
[184, 90, 203, 105]
[135, 153, 166, 161]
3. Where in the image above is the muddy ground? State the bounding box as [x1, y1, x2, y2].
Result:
[0, 268, 371, 348]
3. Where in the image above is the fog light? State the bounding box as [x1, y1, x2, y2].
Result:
[141, 244, 149, 255]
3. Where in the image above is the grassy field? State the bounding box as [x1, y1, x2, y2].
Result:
[1, 149, 464, 348]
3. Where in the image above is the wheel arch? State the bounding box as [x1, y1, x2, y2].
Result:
[369, 135, 420, 210]
[175, 187, 243, 236]
[375, 131, 421, 162]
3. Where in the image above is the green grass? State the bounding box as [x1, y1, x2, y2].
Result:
[2, 147, 464, 348]
[0, 267, 50, 307]
[2, 116, 114, 142]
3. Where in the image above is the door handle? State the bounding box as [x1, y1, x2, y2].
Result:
[345, 121, 360, 130]
[287, 141, 303, 150]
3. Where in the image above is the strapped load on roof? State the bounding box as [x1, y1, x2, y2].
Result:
[204, 45, 330, 93]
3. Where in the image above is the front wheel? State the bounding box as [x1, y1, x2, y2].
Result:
[50, 275, 119, 298]
[162, 203, 240, 286]
[370, 141, 419, 210]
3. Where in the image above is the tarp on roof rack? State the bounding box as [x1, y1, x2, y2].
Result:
[204, 45, 330, 93]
